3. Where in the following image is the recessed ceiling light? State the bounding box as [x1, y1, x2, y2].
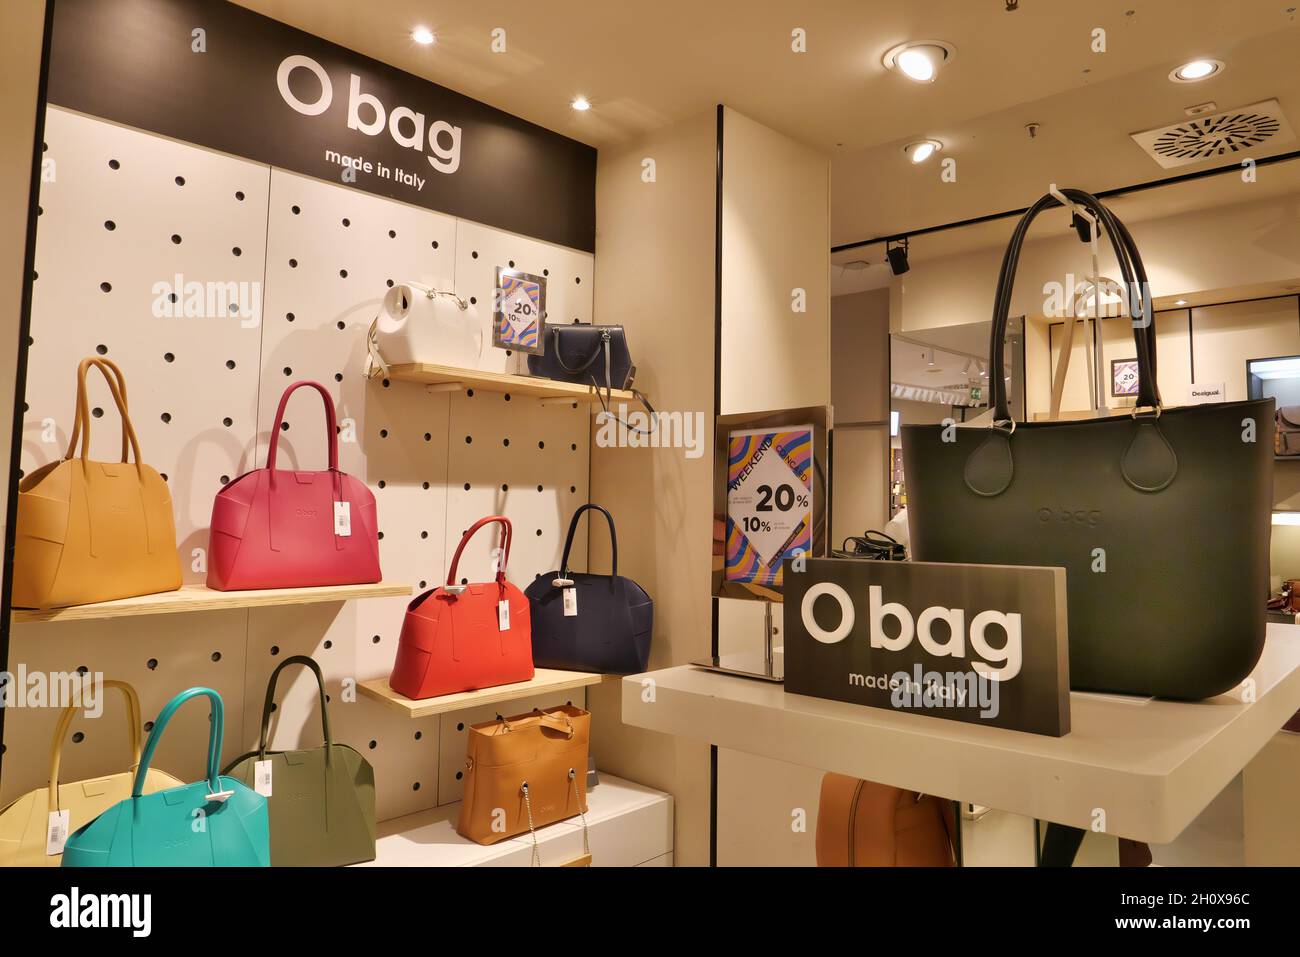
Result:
[1169, 59, 1224, 83]
[412, 26, 435, 45]
[883, 41, 956, 83]
[571, 96, 591, 112]
[1174, 299, 1188, 305]
[903, 139, 943, 163]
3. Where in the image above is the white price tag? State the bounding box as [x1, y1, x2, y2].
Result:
[563, 587, 578, 617]
[334, 500, 352, 536]
[498, 599, 510, 631]
[254, 759, 273, 797]
[46, 809, 70, 856]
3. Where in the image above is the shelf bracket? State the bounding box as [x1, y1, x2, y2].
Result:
[425, 382, 464, 395]
[539, 396, 585, 408]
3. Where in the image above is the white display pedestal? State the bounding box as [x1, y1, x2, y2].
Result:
[622, 624, 1300, 848]
[357, 774, 673, 867]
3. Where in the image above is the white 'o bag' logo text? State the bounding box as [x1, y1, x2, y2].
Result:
[276, 54, 462, 174]
[801, 584, 1022, 681]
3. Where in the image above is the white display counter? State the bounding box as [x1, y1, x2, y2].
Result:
[622, 624, 1300, 845]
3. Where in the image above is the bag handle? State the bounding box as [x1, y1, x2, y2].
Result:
[65, 357, 130, 463]
[132, 687, 224, 798]
[559, 503, 617, 579]
[46, 679, 143, 814]
[446, 515, 512, 588]
[986, 188, 1160, 425]
[266, 381, 339, 473]
[549, 326, 606, 374]
[257, 655, 331, 765]
[65, 358, 143, 475]
[498, 707, 576, 737]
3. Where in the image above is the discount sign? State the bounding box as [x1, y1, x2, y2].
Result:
[725, 426, 814, 588]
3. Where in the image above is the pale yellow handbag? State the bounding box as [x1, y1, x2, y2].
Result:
[0, 680, 184, 866]
[13, 357, 182, 608]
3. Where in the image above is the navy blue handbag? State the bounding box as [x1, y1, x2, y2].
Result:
[525, 505, 653, 674]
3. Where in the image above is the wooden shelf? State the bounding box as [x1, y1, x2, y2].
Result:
[386, 362, 634, 405]
[359, 669, 608, 718]
[11, 581, 413, 623]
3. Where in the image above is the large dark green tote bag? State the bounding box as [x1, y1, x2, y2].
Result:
[225, 656, 376, 866]
[902, 188, 1273, 700]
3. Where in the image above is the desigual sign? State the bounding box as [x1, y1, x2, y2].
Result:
[48, 0, 597, 251]
[784, 559, 1071, 736]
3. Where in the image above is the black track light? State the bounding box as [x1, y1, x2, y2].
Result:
[886, 238, 910, 276]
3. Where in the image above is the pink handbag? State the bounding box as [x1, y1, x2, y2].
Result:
[207, 381, 381, 591]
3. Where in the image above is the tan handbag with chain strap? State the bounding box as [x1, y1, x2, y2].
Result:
[13, 358, 181, 608]
[456, 705, 590, 864]
[0, 680, 183, 866]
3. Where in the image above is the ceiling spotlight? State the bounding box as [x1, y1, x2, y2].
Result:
[1169, 59, 1224, 83]
[978, 360, 988, 379]
[571, 96, 591, 112]
[886, 238, 910, 276]
[925, 349, 941, 373]
[903, 139, 943, 163]
[883, 41, 956, 83]
[1174, 299, 1188, 306]
[411, 26, 436, 45]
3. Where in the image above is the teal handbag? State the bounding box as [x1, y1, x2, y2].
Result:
[62, 687, 270, 867]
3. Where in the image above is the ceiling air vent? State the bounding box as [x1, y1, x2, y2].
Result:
[1130, 99, 1294, 169]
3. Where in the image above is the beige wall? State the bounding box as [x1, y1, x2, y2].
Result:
[719, 107, 830, 414]
[588, 110, 717, 865]
[829, 288, 890, 541]
[0, 0, 46, 546]
[715, 107, 831, 866]
[896, 194, 1300, 335]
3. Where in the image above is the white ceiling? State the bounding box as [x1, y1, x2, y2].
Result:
[235, 0, 1300, 255]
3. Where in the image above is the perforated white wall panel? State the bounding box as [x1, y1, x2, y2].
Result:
[4, 107, 594, 824]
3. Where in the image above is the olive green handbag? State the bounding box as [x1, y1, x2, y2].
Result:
[224, 656, 375, 866]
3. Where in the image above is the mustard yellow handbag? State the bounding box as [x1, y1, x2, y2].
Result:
[0, 680, 184, 866]
[13, 357, 182, 608]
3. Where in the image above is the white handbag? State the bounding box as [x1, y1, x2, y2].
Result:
[365, 282, 484, 378]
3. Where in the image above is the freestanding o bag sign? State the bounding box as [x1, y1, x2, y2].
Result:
[783, 559, 1072, 737]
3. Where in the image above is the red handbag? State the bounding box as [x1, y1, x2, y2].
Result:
[207, 381, 381, 590]
[388, 516, 534, 698]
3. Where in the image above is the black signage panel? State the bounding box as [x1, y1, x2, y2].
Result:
[784, 559, 1070, 736]
[48, 0, 597, 251]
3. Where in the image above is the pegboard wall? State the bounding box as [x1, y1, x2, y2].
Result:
[2, 106, 601, 825]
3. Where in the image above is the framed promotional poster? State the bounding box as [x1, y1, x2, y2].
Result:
[1111, 358, 1140, 397]
[493, 267, 547, 355]
[724, 425, 815, 589]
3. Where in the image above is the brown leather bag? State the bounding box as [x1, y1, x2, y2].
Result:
[815, 773, 956, 867]
[13, 358, 181, 608]
[456, 705, 590, 861]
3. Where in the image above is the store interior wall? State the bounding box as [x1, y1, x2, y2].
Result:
[587, 108, 718, 866]
[829, 288, 889, 543]
[0, 0, 47, 569]
[714, 106, 831, 866]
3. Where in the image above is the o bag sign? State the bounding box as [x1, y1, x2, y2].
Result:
[276, 55, 462, 174]
[47, 0, 596, 251]
[785, 560, 1070, 736]
[800, 583, 1023, 681]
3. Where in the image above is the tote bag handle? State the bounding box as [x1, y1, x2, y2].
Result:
[256, 655, 332, 765]
[265, 381, 339, 473]
[446, 515, 512, 587]
[132, 687, 224, 798]
[47, 680, 143, 814]
[986, 188, 1161, 426]
[559, 504, 618, 579]
[65, 358, 143, 477]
